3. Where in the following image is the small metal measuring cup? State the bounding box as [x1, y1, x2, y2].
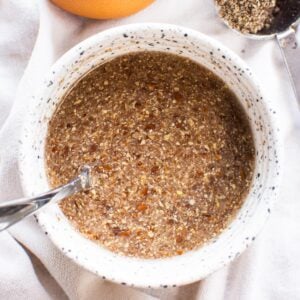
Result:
[215, 0, 300, 103]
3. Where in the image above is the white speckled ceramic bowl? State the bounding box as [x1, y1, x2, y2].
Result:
[19, 23, 281, 288]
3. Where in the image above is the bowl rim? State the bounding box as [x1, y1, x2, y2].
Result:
[18, 22, 282, 288]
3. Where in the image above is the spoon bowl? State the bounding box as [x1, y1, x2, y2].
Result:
[214, 0, 300, 106]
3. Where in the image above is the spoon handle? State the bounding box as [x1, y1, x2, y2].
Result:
[277, 27, 300, 104]
[0, 167, 91, 232]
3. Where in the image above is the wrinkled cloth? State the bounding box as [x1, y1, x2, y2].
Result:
[1, 0, 300, 299]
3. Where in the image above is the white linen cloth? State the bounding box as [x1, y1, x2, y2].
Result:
[1, 0, 300, 299]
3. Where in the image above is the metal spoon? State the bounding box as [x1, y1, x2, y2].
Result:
[0, 166, 92, 232]
[214, 0, 300, 103]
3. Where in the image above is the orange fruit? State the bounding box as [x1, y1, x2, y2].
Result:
[51, 0, 155, 19]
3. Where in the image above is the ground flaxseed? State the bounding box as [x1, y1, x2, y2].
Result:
[216, 0, 279, 34]
[46, 51, 255, 259]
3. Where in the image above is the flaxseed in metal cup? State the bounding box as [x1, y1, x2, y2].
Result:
[19, 23, 281, 288]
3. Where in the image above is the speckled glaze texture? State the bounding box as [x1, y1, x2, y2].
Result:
[19, 23, 281, 288]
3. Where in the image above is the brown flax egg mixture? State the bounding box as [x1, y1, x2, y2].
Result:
[46, 51, 255, 259]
